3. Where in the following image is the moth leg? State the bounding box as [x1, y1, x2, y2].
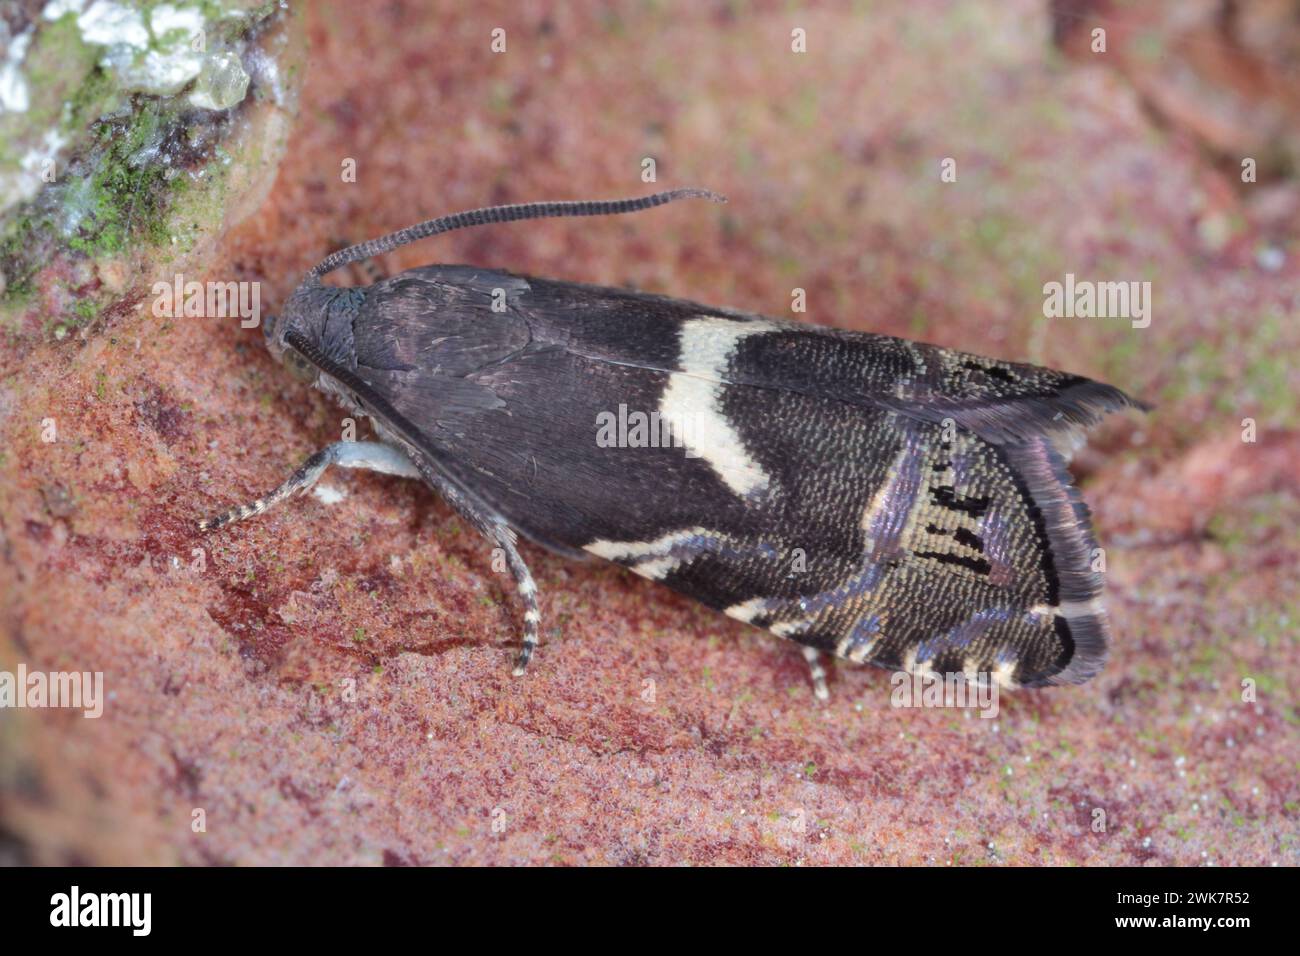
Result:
[198, 441, 420, 532]
[462, 518, 542, 676]
[802, 646, 831, 702]
[402, 457, 544, 676]
[491, 524, 542, 677]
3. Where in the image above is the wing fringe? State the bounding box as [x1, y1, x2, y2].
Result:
[914, 379, 1147, 448]
[1006, 436, 1113, 686]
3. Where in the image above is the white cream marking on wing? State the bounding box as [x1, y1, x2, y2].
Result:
[843, 637, 878, 663]
[585, 527, 710, 581]
[770, 618, 815, 638]
[635, 556, 680, 580]
[723, 596, 768, 623]
[1058, 597, 1106, 618]
[660, 316, 774, 499]
[991, 660, 1019, 689]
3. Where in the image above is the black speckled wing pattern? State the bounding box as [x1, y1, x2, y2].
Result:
[348, 265, 1138, 688]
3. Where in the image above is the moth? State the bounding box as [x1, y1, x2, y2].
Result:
[200, 188, 1141, 698]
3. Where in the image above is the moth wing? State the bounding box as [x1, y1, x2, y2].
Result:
[348, 268, 1137, 687]
[347, 267, 596, 559]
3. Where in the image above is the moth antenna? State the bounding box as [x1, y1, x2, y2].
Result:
[308, 188, 727, 279]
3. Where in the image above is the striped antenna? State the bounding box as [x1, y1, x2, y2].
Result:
[309, 187, 727, 279]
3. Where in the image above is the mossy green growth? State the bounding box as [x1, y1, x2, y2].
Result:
[1, 99, 188, 309]
[0, 210, 45, 303]
[67, 102, 187, 257]
[71, 296, 99, 328]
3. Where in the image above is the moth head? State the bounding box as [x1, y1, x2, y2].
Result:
[260, 313, 309, 382]
[266, 277, 352, 383]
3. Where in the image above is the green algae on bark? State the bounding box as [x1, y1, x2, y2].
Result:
[0, 0, 303, 342]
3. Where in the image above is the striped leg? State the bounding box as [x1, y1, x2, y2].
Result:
[490, 522, 542, 676]
[198, 441, 420, 531]
[803, 646, 830, 701]
[404, 455, 543, 676]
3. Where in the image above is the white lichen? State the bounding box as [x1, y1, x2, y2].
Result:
[76, 1, 149, 49]
[0, 127, 67, 214]
[64, 1, 249, 106]
[0, 28, 33, 114]
[42, 0, 88, 21]
[149, 3, 206, 43]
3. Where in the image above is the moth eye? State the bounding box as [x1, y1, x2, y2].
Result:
[283, 347, 317, 383]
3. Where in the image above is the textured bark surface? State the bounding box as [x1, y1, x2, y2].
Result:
[2, 0, 1297, 865]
